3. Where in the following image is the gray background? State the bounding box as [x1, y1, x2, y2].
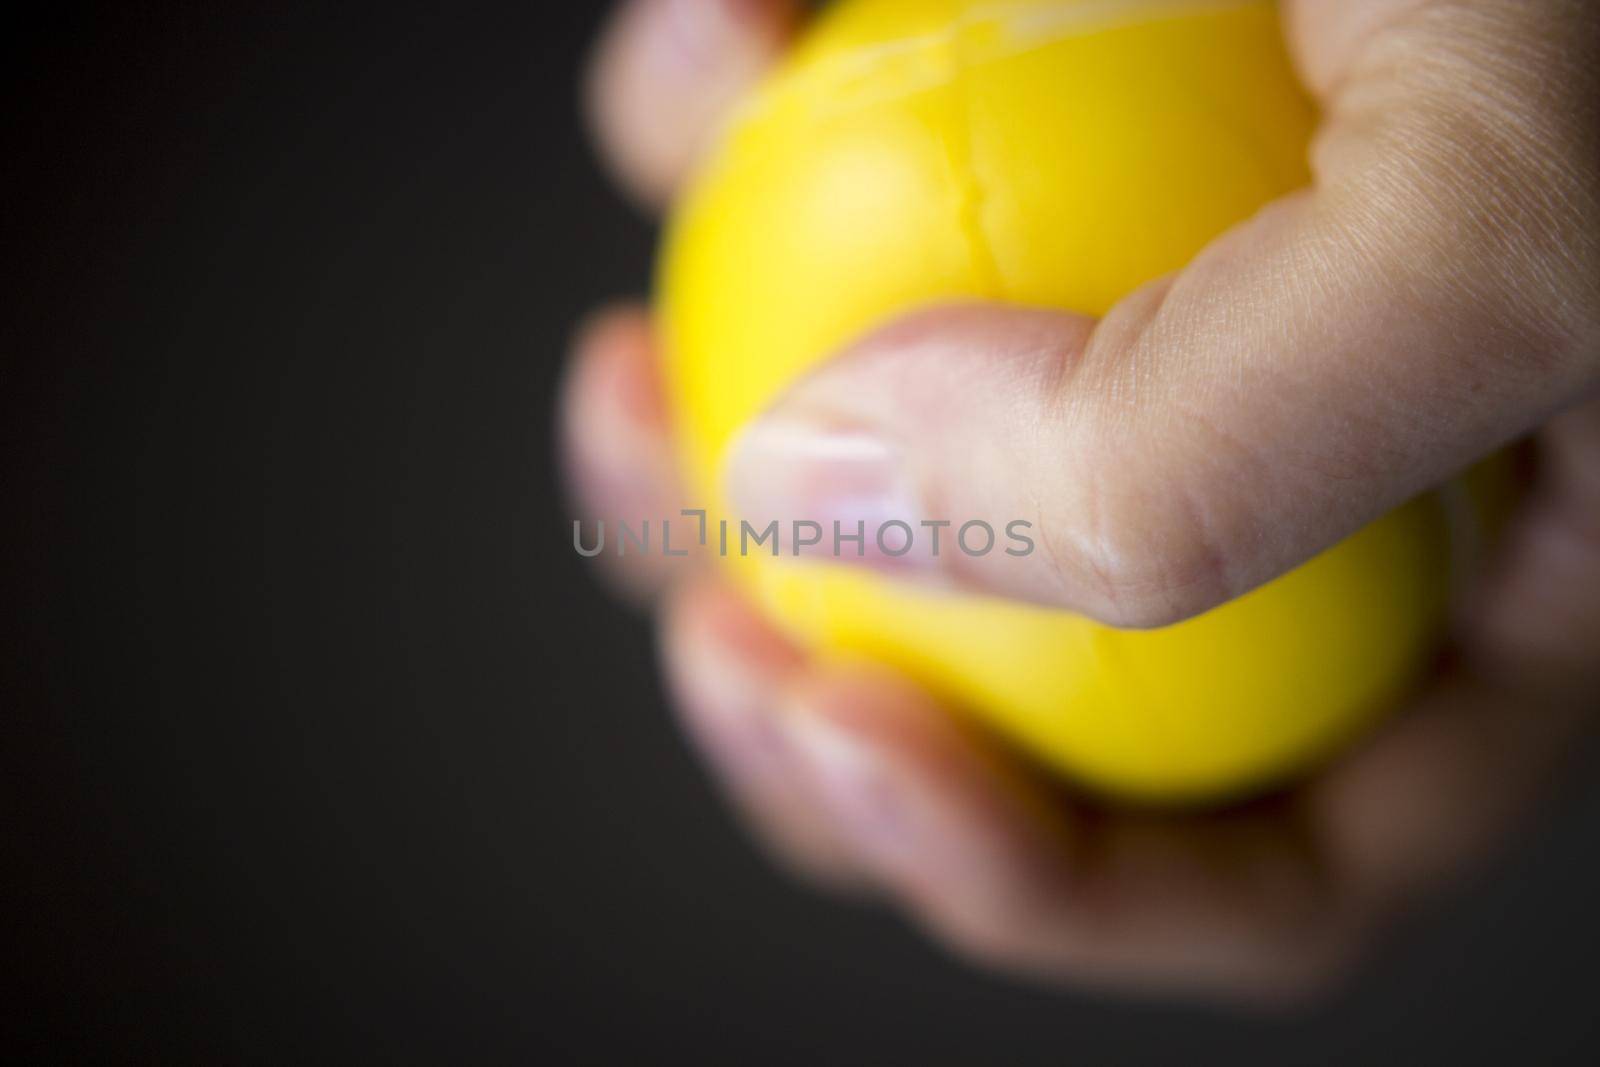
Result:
[7, 2, 1600, 1062]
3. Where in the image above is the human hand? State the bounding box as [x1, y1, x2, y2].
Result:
[564, 0, 1600, 1000]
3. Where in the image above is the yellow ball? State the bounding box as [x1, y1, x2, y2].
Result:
[658, 0, 1488, 801]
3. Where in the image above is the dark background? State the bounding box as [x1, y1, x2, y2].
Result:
[6, 2, 1600, 1063]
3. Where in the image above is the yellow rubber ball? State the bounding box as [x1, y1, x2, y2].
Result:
[657, 0, 1495, 802]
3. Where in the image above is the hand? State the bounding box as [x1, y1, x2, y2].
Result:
[564, 0, 1600, 1001]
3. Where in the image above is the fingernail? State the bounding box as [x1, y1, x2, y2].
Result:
[724, 416, 937, 570]
[776, 710, 928, 871]
[658, 0, 772, 68]
[679, 673, 791, 791]
[668, 618, 800, 791]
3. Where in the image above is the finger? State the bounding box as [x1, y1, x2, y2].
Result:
[665, 574, 1343, 994]
[587, 0, 799, 209]
[1313, 400, 1600, 907]
[560, 305, 699, 600]
[773, 666, 1356, 1000]
[724, 3, 1599, 628]
[774, 666, 1081, 943]
[1462, 401, 1600, 675]
[659, 578, 868, 891]
[1309, 668, 1593, 913]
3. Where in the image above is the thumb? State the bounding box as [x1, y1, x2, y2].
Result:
[724, 8, 1597, 629]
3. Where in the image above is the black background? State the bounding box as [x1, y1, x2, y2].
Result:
[7, 2, 1600, 1063]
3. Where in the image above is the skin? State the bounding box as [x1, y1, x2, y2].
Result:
[566, 0, 1600, 1001]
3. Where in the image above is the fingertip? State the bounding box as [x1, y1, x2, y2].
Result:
[562, 304, 694, 601]
[716, 302, 1176, 623]
[658, 581, 870, 890]
[564, 304, 667, 434]
[659, 580, 807, 804]
[661, 578, 805, 698]
[570, 301, 650, 352]
[783, 666, 981, 787]
[773, 662, 1077, 906]
[586, 0, 798, 208]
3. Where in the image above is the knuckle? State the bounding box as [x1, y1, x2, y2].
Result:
[1045, 468, 1239, 629]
